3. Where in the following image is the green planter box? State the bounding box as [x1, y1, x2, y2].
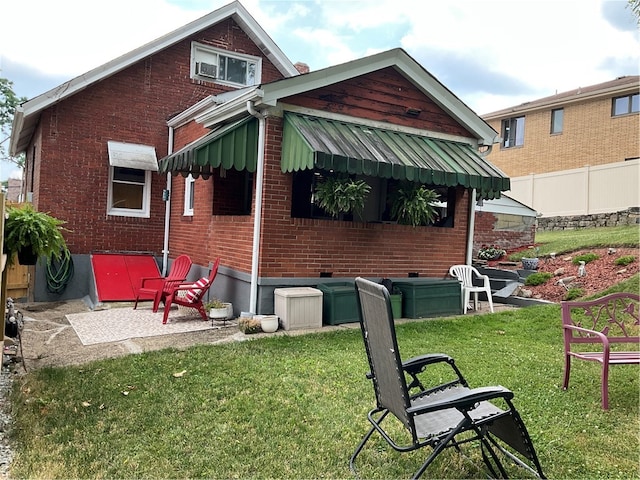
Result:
[394, 279, 462, 319]
[317, 282, 359, 325]
[390, 293, 402, 319]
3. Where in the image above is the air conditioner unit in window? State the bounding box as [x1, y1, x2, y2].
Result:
[196, 62, 217, 79]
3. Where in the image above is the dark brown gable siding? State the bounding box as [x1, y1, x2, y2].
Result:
[283, 67, 472, 137]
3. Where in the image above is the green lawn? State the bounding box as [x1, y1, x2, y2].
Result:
[509, 224, 640, 261]
[9, 275, 639, 479]
[8, 225, 640, 478]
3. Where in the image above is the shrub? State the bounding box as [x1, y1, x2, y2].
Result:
[477, 245, 506, 260]
[615, 255, 636, 266]
[571, 252, 599, 265]
[524, 272, 553, 286]
[564, 288, 584, 301]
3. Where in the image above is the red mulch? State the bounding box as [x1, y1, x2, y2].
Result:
[484, 247, 640, 303]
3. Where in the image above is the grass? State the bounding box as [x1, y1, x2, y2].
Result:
[7, 226, 640, 479]
[509, 224, 639, 261]
[8, 274, 639, 479]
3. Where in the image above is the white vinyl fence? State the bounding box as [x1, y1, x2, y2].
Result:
[508, 159, 639, 218]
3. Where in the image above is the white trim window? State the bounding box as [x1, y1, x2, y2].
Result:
[106, 141, 157, 218]
[191, 42, 260, 87]
[107, 167, 152, 217]
[184, 174, 195, 216]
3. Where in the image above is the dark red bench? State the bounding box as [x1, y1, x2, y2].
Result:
[561, 292, 639, 409]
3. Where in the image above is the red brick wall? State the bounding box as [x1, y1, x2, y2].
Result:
[28, 18, 286, 255]
[168, 116, 473, 279]
[473, 210, 536, 256]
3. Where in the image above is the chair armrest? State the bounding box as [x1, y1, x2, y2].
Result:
[407, 386, 513, 415]
[366, 354, 454, 379]
[402, 354, 455, 376]
[139, 276, 164, 288]
[562, 324, 610, 351]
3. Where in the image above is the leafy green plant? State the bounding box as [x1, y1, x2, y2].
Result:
[564, 288, 584, 300]
[314, 176, 371, 219]
[571, 252, 599, 265]
[614, 255, 635, 266]
[3, 203, 69, 265]
[203, 299, 225, 310]
[390, 182, 438, 227]
[524, 272, 553, 286]
[477, 244, 506, 260]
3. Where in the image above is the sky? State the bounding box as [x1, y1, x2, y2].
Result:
[0, 0, 638, 181]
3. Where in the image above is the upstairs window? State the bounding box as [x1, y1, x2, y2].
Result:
[612, 94, 639, 116]
[191, 42, 260, 87]
[551, 108, 564, 134]
[501, 116, 525, 148]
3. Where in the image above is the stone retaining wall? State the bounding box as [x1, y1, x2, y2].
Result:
[537, 207, 640, 231]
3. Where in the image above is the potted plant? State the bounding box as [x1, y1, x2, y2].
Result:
[204, 299, 231, 320]
[3, 203, 70, 265]
[390, 182, 439, 227]
[314, 176, 371, 220]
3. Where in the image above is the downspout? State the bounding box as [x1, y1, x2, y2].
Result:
[247, 101, 266, 313]
[161, 127, 174, 276]
[466, 188, 477, 265]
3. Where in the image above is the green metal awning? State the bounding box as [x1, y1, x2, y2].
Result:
[281, 113, 509, 199]
[159, 116, 258, 177]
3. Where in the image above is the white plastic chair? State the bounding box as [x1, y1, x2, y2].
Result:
[449, 265, 494, 314]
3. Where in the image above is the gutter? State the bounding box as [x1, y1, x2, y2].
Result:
[466, 188, 477, 265]
[162, 127, 174, 276]
[246, 100, 267, 313]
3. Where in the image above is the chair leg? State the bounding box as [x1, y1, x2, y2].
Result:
[151, 291, 162, 313]
[473, 292, 479, 311]
[162, 296, 174, 324]
[463, 290, 470, 314]
[601, 362, 610, 410]
[562, 355, 571, 390]
[486, 292, 494, 313]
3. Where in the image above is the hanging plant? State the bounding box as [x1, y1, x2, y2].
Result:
[314, 176, 371, 219]
[390, 182, 439, 227]
[4, 204, 70, 265]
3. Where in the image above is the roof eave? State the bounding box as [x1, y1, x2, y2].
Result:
[195, 87, 265, 127]
[259, 48, 498, 146]
[9, 0, 298, 155]
[483, 80, 640, 120]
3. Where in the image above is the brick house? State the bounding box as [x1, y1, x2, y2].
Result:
[481, 76, 639, 219]
[10, 1, 510, 314]
[160, 48, 509, 314]
[9, 1, 298, 302]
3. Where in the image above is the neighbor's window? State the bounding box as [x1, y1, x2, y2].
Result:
[501, 116, 525, 148]
[551, 108, 563, 134]
[191, 42, 260, 87]
[612, 94, 639, 116]
[107, 167, 151, 217]
[184, 174, 195, 216]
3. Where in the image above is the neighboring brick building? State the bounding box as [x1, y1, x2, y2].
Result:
[480, 76, 639, 220]
[482, 76, 639, 177]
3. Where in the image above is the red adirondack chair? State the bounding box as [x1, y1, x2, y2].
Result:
[134, 254, 193, 312]
[162, 258, 221, 324]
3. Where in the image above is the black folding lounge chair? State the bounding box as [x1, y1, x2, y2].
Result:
[351, 277, 545, 479]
